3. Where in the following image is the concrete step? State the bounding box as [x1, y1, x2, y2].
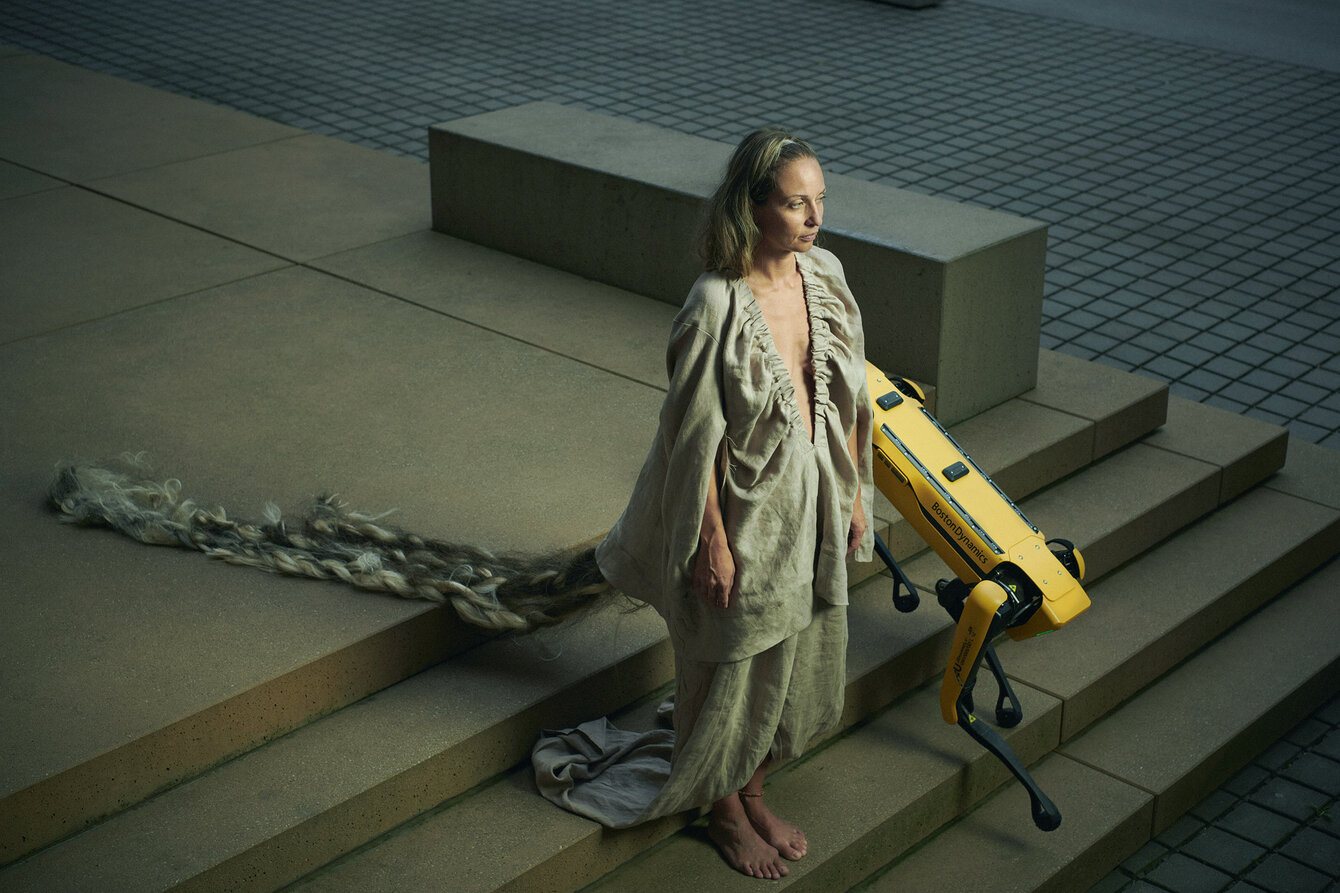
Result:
[580, 679, 1068, 893]
[858, 556, 1340, 893]
[0, 355, 1250, 890]
[301, 680, 1066, 893]
[997, 485, 1339, 742]
[855, 753, 1152, 893]
[1058, 555, 1340, 837]
[856, 535, 1340, 891]
[0, 600, 673, 892]
[275, 388, 1283, 892]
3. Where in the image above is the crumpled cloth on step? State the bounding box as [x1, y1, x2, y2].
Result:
[532, 598, 847, 828]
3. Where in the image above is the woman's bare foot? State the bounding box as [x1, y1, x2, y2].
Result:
[709, 795, 790, 879]
[740, 792, 808, 861]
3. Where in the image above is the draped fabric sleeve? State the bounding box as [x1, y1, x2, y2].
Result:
[594, 280, 730, 642]
[656, 316, 730, 603]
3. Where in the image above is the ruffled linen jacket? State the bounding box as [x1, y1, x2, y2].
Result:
[595, 247, 875, 663]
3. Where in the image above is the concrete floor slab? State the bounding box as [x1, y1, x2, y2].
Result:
[970, 0, 1340, 73]
[0, 53, 299, 181]
[4, 260, 653, 559]
[1, 185, 288, 343]
[311, 230, 676, 389]
[88, 134, 429, 261]
[0, 159, 62, 199]
[0, 264, 658, 859]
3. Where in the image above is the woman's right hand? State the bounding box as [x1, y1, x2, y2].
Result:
[693, 526, 736, 609]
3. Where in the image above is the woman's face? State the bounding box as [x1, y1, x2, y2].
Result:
[753, 156, 826, 258]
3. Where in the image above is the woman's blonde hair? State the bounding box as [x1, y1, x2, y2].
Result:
[698, 128, 818, 280]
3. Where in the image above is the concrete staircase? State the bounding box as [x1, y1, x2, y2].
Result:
[2, 54, 1338, 893]
[4, 347, 1336, 891]
[297, 385, 1339, 893]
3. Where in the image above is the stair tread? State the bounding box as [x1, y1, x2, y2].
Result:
[1020, 350, 1168, 460]
[860, 753, 1152, 893]
[1143, 395, 1288, 504]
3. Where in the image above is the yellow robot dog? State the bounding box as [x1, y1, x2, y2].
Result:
[866, 362, 1090, 831]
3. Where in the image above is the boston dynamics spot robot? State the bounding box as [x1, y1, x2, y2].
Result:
[865, 362, 1090, 831]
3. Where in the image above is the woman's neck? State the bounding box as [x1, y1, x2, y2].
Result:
[749, 250, 799, 289]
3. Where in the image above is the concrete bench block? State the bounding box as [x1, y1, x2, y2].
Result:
[430, 102, 1048, 423]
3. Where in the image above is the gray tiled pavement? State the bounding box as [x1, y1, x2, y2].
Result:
[2, 0, 1339, 449]
[2, 3, 1338, 891]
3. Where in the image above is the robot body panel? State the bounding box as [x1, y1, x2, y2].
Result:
[867, 363, 1090, 640]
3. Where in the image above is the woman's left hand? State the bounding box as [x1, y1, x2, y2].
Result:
[847, 493, 867, 556]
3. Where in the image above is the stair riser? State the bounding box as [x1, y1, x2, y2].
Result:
[0, 606, 474, 868]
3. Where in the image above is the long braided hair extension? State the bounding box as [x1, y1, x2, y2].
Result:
[49, 455, 617, 632]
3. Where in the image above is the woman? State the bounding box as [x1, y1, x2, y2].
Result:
[534, 129, 874, 880]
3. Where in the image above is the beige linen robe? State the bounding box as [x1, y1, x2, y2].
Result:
[533, 246, 874, 827]
[596, 245, 874, 663]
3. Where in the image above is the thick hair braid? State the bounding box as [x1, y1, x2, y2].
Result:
[48, 456, 615, 632]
